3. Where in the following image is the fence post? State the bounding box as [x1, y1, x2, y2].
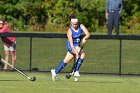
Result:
[119, 39, 122, 76]
[29, 37, 32, 72]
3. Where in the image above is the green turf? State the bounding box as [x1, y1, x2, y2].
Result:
[0, 35, 139, 93]
[0, 72, 140, 93]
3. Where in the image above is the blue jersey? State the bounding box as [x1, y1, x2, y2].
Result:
[66, 24, 83, 52]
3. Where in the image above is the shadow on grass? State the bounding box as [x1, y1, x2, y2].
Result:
[76, 80, 122, 83]
[0, 79, 24, 81]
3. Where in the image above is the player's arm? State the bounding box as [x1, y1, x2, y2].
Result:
[105, 0, 109, 20]
[67, 29, 76, 54]
[80, 24, 90, 44]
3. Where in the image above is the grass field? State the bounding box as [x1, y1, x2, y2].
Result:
[0, 71, 140, 93]
[0, 35, 140, 93]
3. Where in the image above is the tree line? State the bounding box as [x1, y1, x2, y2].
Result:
[0, 0, 140, 34]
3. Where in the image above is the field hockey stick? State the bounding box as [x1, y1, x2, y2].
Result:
[66, 44, 84, 79]
[1, 59, 36, 81]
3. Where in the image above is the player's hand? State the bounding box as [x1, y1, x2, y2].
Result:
[82, 38, 86, 45]
[105, 12, 108, 20]
[72, 47, 77, 54]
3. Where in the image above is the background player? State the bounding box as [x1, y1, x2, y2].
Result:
[0, 19, 16, 70]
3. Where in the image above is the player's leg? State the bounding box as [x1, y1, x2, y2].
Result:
[3, 45, 10, 70]
[74, 52, 85, 72]
[114, 12, 120, 35]
[55, 52, 74, 74]
[107, 12, 114, 35]
[74, 46, 85, 76]
[10, 42, 16, 69]
[51, 52, 74, 81]
[0, 54, 4, 70]
[10, 51, 16, 69]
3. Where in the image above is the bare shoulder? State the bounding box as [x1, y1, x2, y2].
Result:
[80, 24, 86, 28]
[67, 28, 71, 33]
[4, 24, 9, 28]
[80, 24, 84, 27]
[80, 24, 88, 31]
[67, 28, 72, 36]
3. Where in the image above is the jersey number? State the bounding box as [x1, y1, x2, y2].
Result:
[76, 38, 80, 43]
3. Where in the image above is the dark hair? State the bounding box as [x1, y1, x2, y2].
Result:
[69, 15, 76, 21]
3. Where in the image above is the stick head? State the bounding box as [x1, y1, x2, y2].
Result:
[30, 76, 36, 81]
[66, 75, 71, 79]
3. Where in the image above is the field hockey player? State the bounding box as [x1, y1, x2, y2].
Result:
[51, 15, 90, 81]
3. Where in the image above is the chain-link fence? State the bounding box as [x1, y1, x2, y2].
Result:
[0, 33, 140, 75]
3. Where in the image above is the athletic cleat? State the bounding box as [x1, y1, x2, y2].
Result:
[74, 71, 80, 77]
[71, 71, 75, 75]
[51, 69, 56, 81]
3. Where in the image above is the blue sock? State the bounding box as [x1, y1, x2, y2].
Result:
[55, 61, 67, 74]
[74, 58, 83, 72]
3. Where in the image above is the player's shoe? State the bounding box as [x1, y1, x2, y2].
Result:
[71, 71, 75, 75]
[74, 71, 80, 77]
[51, 69, 57, 81]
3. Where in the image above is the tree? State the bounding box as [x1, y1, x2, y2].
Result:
[0, 0, 139, 33]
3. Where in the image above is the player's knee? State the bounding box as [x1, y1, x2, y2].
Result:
[63, 59, 69, 63]
[5, 52, 9, 56]
[80, 54, 85, 59]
